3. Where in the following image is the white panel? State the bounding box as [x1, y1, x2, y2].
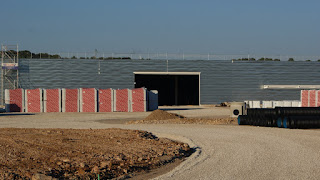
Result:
[113, 89, 117, 112]
[262, 101, 273, 108]
[94, 88, 97, 113]
[273, 101, 284, 108]
[59, 89, 62, 112]
[77, 88, 80, 112]
[43, 89, 47, 112]
[262, 85, 320, 89]
[128, 89, 132, 112]
[79, 88, 83, 112]
[252, 101, 261, 108]
[283, 101, 292, 107]
[111, 89, 114, 112]
[62, 88, 66, 112]
[40, 88, 43, 113]
[5, 89, 10, 112]
[24, 89, 28, 113]
[292, 101, 300, 107]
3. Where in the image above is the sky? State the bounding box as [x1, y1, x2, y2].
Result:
[0, 0, 319, 56]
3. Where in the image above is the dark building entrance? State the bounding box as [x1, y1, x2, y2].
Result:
[134, 72, 200, 106]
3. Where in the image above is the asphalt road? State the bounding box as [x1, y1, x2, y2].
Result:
[0, 111, 319, 179]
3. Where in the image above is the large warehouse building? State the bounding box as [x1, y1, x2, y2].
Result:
[11, 59, 320, 105]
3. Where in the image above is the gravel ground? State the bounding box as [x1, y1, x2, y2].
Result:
[1, 106, 320, 179]
[0, 128, 191, 179]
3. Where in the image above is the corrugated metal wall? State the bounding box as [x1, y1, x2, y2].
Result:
[17, 59, 320, 104]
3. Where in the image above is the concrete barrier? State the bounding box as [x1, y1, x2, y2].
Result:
[98, 89, 114, 112]
[114, 89, 131, 112]
[5, 89, 24, 112]
[25, 89, 43, 113]
[131, 88, 147, 112]
[62, 88, 79, 112]
[80, 88, 97, 112]
[44, 89, 62, 112]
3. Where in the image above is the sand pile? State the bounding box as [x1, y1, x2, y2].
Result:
[128, 109, 236, 125]
[143, 109, 185, 121]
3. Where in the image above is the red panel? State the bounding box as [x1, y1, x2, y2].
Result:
[99, 89, 113, 112]
[65, 89, 78, 112]
[132, 88, 146, 112]
[301, 90, 309, 107]
[116, 89, 128, 112]
[309, 90, 316, 107]
[46, 89, 60, 112]
[8, 89, 23, 112]
[27, 89, 41, 112]
[81, 88, 96, 112]
[317, 91, 320, 107]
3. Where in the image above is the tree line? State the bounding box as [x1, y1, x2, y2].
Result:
[0, 50, 131, 60]
[234, 57, 320, 62]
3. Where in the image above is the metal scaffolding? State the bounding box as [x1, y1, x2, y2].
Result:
[1, 44, 19, 105]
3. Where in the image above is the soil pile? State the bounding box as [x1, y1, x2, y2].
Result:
[143, 109, 185, 121]
[0, 128, 192, 179]
[128, 109, 236, 125]
[129, 117, 236, 125]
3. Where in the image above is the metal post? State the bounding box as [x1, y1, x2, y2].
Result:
[16, 44, 19, 88]
[1, 45, 4, 105]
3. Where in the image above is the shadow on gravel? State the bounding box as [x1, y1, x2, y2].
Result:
[0, 113, 35, 116]
[127, 147, 197, 179]
[160, 108, 202, 111]
[96, 118, 142, 124]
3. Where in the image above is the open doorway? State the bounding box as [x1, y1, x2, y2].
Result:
[134, 72, 200, 106]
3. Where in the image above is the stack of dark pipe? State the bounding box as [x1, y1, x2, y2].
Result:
[238, 107, 320, 129]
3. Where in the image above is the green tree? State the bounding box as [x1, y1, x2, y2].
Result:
[288, 58, 294, 61]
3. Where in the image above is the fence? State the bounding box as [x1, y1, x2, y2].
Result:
[16, 51, 320, 61]
[5, 88, 157, 113]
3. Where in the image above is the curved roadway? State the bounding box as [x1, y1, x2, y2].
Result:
[0, 113, 320, 179]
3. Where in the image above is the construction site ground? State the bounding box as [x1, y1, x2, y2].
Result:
[1, 106, 320, 179]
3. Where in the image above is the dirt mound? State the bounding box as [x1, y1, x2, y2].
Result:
[143, 109, 185, 121]
[129, 117, 236, 125]
[128, 109, 236, 125]
[0, 128, 192, 179]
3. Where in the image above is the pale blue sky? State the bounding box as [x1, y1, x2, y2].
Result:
[0, 0, 319, 55]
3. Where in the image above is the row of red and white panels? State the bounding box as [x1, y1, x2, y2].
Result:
[301, 90, 320, 107]
[5, 88, 158, 113]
